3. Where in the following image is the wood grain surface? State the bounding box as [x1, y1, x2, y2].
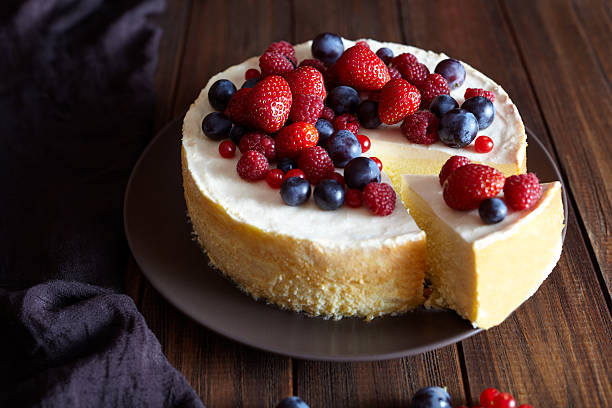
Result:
[127, 0, 612, 406]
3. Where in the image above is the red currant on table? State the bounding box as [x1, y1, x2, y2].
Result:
[480, 388, 500, 407]
[356, 134, 371, 152]
[345, 189, 362, 207]
[475, 135, 494, 153]
[284, 168, 306, 180]
[493, 392, 516, 408]
[266, 169, 285, 189]
[370, 156, 383, 171]
[245, 68, 261, 80]
[219, 140, 236, 158]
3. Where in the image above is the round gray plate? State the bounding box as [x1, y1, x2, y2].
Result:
[124, 116, 567, 361]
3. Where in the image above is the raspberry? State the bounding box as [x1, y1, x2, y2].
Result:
[419, 73, 450, 108]
[236, 150, 269, 181]
[238, 132, 276, 160]
[345, 188, 362, 207]
[266, 168, 285, 188]
[224, 88, 252, 125]
[275, 122, 319, 158]
[388, 65, 402, 80]
[299, 58, 326, 74]
[333, 113, 360, 134]
[443, 164, 505, 210]
[290, 94, 324, 124]
[391, 53, 418, 71]
[356, 40, 370, 49]
[265, 41, 297, 65]
[297, 146, 335, 185]
[465, 88, 496, 102]
[503, 173, 542, 210]
[400, 62, 430, 88]
[362, 182, 396, 216]
[328, 172, 345, 188]
[259, 51, 295, 77]
[245, 68, 261, 80]
[439, 155, 471, 186]
[400, 111, 439, 145]
[319, 106, 335, 121]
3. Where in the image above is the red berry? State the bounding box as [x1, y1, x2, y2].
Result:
[472, 406, 485, 408]
[245, 68, 261, 80]
[333, 113, 360, 134]
[443, 164, 505, 210]
[224, 88, 252, 126]
[475, 136, 494, 153]
[503, 173, 542, 210]
[419, 73, 451, 108]
[328, 172, 345, 188]
[356, 40, 370, 49]
[401, 110, 439, 145]
[517, 405, 533, 408]
[299, 58, 327, 74]
[320, 106, 335, 121]
[297, 146, 335, 185]
[265, 40, 296, 65]
[238, 132, 276, 160]
[236, 150, 269, 182]
[285, 65, 327, 99]
[439, 155, 471, 186]
[362, 182, 396, 216]
[248, 75, 292, 133]
[370, 156, 383, 171]
[388, 65, 402, 80]
[275, 122, 319, 159]
[480, 388, 500, 407]
[266, 168, 285, 188]
[290, 93, 324, 124]
[378, 78, 421, 125]
[391, 53, 418, 71]
[356, 134, 371, 152]
[493, 393, 516, 408]
[399, 62, 430, 88]
[465, 88, 496, 102]
[345, 188, 362, 207]
[334, 44, 391, 91]
[259, 51, 295, 77]
[284, 168, 306, 180]
[218, 140, 236, 158]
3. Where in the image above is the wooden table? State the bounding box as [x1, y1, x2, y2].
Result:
[125, 1, 611, 406]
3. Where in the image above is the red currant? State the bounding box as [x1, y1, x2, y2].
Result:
[266, 169, 285, 189]
[328, 172, 345, 188]
[493, 393, 516, 408]
[480, 388, 500, 407]
[517, 405, 533, 408]
[475, 135, 494, 153]
[218, 140, 236, 158]
[356, 134, 371, 153]
[245, 68, 261, 80]
[284, 168, 306, 180]
[345, 189, 362, 207]
[370, 156, 383, 171]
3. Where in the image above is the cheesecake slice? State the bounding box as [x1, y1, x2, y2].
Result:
[401, 175, 564, 329]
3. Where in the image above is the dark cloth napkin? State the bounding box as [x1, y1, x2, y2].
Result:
[0, 1, 204, 406]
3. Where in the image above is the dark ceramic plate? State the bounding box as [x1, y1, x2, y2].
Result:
[124, 116, 567, 361]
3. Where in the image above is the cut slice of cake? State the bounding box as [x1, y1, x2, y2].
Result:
[401, 175, 564, 329]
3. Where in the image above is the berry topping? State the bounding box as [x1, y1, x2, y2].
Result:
[357, 100, 382, 129]
[344, 157, 381, 190]
[202, 112, 232, 140]
[355, 40, 370, 49]
[290, 93, 324, 124]
[356, 134, 371, 152]
[391, 53, 418, 72]
[259, 51, 295, 77]
[328, 172, 345, 188]
[333, 113, 360, 134]
[419, 73, 451, 108]
[248, 75, 292, 133]
[266, 40, 297, 65]
[284, 168, 306, 180]
[429, 94, 459, 119]
[443, 164, 505, 210]
[334, 44, 391, 91]
[238, 132, 276, 160]
[479, 198, 508, 224]
[378, 78, 421, 125]
[241, 78, 260, 89]
[518, 405, 533, 408]
[375, 47, 394, 65]
[465, 88, 496, 102]
[311, 32, 344, 65]
[399, 62, 430, 88]
[276, 122, 319, 159]
[229, 124, 248, 145]
[218, 140, 236, 158]
[410, 386, 452, 408]
[326, 130, 362, 167]
[276, 396, 310, 408]
[285, 66, 327, 99]
[475, 135, 494, 153]
[503, 173, 542, 210]
[492, 393, 516, 408]
[276, 157, 295, 173]
[345, 188, 362, 207]
[480, 388, 500, 407]
[236, 150, 269, 182]
[362, 182, 396, 216]
[462, 96, 495, 129]
[266, 168, 285, 189]
[280, 177, 311, 206]
[245, 68, 261, 80]
[297, 146, 335, 185]
[314, 118, 335, 146]
[298, 58, 327, 74]
[319, 106, 335, 121]
[370, 156, 383, 171]
[439, 155, 471, 186]
[208, 79, 237, 111]
[401, 110, 439, 145]
[387, 65, 402, 80]
[438, 108, 479, 148]
[326, 85, 360, 115]
[314, 179, 345, 210]
[434, 58, 466, 89]
[224, 88, 252, 126]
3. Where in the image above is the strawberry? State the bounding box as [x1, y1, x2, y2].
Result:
[503, 173, 542, 210]
[275, 122, 319, 159]
[224, 88, 252, 126]
[333, 44, 391, 91]
[378, 78, 421, 125]
[443, 164, 505, 210]
[248, 75, 292, 133]
[259, 51, 295, 77]
[285, 66, 327, 99]
[289, 93, 324, 124]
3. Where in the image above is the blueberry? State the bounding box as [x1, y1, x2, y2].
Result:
[311, 32, 344, 66]
[276, 396, 310, 408]
[344, 157, 381, 190]
[314, 179, 345, 210]
[229, 124, 248, 145]
[201, 112, 232, 140]
[357, 100, 382, 129]
[376, 47, 394, 65]
[461, 96, 495, 129]
[277, 157, 296, 173]
[208, 79, 236, 111]
[479, 198, 507, 224]
[438, 108, 479, 148]
[280, 177, 311, 206]
[326, 86, 360, 115]
[326, 130, 362, 167]
[410, 386, 452, 408]
[434, 58, 466, 89]
[241, 77, 260, 89]
[315, 118, 335, 147]
[429, 95, 459, 119]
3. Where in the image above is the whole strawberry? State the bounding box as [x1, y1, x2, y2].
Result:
[285, 66, 327, 99]
[259, 51, 295, 77]
[378, 78, 421, 125]
[297, 146, 335, 185]
[334, 44, 391, 91]
[275, 122, 319, 159]
[362, 182, 396, 216]
[504, 173, 542, 210]
[224, 88, 252, 126]
[290, 94, 324, 124]
[443, 164, 505, 210]
[265, 40, 296, 65]
[438, 155, 471, 186]
[401, 111, 439, 145]
[419, 73, 450, 108]
[248, 75, 292, 133]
